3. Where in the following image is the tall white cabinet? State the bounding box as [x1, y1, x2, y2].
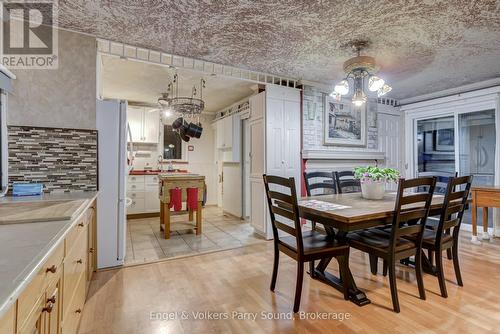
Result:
[249, 86, 301, 239]
[127, 106, 160, 143]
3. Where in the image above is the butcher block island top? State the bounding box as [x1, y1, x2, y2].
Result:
[0, 192, 97, 319]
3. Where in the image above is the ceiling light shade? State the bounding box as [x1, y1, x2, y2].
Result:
[377, 84, 392, 97]
[368, 76, 385, 92]
[352, 89, 367, 107]
[334, 80, 349, 95]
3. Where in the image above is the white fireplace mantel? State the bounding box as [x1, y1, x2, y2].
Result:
[302, 149, 386, 161]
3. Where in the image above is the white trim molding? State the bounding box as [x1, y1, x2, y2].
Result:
[96, 38, 299, 89]
[302, 149, 385, 160]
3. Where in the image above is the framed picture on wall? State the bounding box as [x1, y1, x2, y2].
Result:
[324, 95, 367, 146]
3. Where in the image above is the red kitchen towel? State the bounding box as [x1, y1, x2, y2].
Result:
[169, 188, 182, 212]
[186, 187, 198, 210]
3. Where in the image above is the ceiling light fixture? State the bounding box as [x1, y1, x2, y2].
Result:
[332, 41, 392, 107]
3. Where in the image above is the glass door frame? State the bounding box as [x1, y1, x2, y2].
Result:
[403, 91, 500, 180]
[413, 108, 497, 178]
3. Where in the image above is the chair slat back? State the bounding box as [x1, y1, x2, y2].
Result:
[303, 171, 337, 196]
[335, 171, 361, 194]
[263, 174, 304, 250]
[390, 177, 436, 248]
[436, 175, 473, 240]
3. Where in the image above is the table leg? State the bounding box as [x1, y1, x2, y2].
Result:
[188, 209, 194, 222]
[195, 201, 202, 235]
[471, 198, 480, 245]
[164, 203, 170, 239]
[312, 229, 371, 306]
[482, 207, 490, 240]
[160, 201, 164, 231]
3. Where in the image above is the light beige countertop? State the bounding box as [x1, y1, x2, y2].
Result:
[0, 191, 98, 318]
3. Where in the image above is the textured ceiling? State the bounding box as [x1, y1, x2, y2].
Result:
[59, 0, 500, 99]
[100, 56, 255, 113]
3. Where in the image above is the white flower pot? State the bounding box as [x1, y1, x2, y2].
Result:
[361, 181, 386, 200]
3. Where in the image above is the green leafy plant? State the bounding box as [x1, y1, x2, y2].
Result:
[353, 166, 400, 183]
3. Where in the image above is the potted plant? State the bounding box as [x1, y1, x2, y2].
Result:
[354, 166, 400, 200]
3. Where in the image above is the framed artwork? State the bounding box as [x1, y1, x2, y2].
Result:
[324, 95, 366, 146]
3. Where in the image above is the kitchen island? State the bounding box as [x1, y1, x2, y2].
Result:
[159, 174, 205, 239]
[0, 192, 97, 334]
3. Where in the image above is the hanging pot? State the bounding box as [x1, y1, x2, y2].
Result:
[186, 122, 203, 139]
[178, 124, 190, 142]
[172, 117, 184, 130]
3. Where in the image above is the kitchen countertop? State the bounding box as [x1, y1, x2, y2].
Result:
[0, 191, 98, 318]
[129, 170, 189, 175]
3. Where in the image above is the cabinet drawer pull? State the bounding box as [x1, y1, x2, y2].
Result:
[47, 296, 56, 304]
[89, 247, 94, 253]
[43, 304, 53, 313]
[77, 259, 83, 264]
[46, 265, 57, 273]
[78, 222, 84, 227]
[75, 309, 82, 314]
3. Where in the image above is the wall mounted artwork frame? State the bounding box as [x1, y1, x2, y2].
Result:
[324, 95, 367, 146]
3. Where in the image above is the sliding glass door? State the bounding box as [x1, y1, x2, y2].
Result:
[416, 116, 456, 176]
[458, 109, 496, 186]
[415, 109, 497, 228]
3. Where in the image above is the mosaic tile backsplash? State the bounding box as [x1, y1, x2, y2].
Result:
[8, 126, 98, 193]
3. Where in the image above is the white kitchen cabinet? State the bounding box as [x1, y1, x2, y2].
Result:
[223, 116, 233, 148]
[249, 86, 301, 239]
[215, 114, 241, 162]
[143, 109, 160, 143]
[127, 107, 159, 143]
[216, 121, 225, 149]
[127, 107, 143, 142]
[249, 91, 265, 121]
[126, 174, 160, 214]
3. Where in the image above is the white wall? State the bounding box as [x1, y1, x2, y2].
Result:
[8, 29, 97, 129]
[132, 115, 218, 205]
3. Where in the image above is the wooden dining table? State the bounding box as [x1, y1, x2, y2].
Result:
[298, 192, 446, 306]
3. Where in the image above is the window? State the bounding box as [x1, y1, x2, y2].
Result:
[163, 125, 182, 160]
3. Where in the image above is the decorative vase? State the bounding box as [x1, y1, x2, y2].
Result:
[361, 180, 386, 200]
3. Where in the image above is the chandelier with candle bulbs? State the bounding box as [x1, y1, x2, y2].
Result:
[331, 41, 392, 107]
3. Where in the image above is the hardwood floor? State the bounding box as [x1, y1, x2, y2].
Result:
[79, 231, 500, 334]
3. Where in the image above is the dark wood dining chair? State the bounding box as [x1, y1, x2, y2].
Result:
[263, 174, 350, 312]
[347, 177, 436, 313]
[303, 171, 337, 231]
[418, 171, 459, 260]
[404, 175, 472, 298]
[335, 171, 361, 193]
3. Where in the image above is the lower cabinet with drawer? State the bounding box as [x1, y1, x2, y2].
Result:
[3, 199, 97, 334]
[127, 174, 160, 215]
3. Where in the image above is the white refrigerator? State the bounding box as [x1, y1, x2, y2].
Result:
[96, 99, 131, 268]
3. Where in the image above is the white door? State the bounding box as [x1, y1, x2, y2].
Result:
[143, 109, 160, 143]
[378, 112, 402, 190]
[266, 97, 284, 177]
[249, 119, 267, 235]
[283, 99, 301, 190]
[127, 106, 143, 142]
[242, 119, 251, 218]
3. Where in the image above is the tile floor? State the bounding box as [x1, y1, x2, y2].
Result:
[125, 206, 265, 265]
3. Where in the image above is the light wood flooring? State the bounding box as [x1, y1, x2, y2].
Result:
[79, 231, 500, 334]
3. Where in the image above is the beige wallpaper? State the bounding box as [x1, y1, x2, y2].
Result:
[8, 29, 96, 129]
